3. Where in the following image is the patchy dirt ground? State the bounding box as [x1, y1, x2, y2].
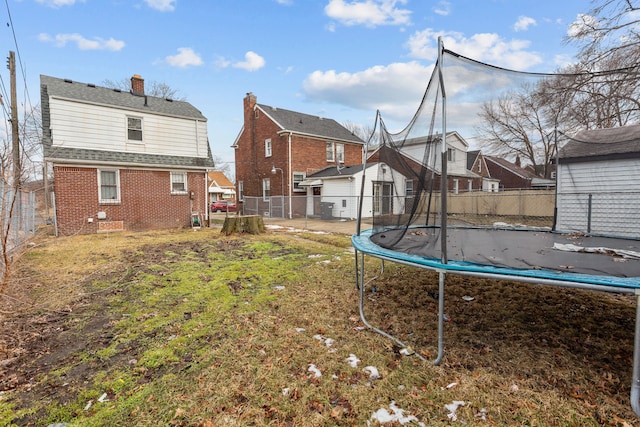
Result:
[1, 229, 639, 425]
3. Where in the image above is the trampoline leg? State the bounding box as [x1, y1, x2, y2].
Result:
[631, 293, 640, 416]
[434, 270, 445, 365]
[355, 251, 425, 361]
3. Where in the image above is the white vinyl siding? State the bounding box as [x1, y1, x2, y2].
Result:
[48, 98, 209, 158]
[556, 159, 640, 237]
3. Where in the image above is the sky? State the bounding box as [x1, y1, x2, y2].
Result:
[2, 0, 594, 178]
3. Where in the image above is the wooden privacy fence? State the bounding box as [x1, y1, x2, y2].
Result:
[425, 189, 555, 218]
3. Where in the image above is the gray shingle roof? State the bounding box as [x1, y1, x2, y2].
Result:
[257, 103, 364, 144]
[41, 75, 214, 168]
[560, 125, 640, 161]
[41, 75, 206, 120]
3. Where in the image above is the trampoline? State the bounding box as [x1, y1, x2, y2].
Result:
[352, 40, 640, 415]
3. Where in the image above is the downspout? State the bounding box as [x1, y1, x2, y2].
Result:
[204, 169, 210, 224]
[288, 132, 293, 219]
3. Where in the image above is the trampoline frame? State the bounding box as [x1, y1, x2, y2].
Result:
[352, 229, 640, 416]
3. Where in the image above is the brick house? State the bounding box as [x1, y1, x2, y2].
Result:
[41, 74, 215, 235]
[232, 93, 364, 218]
[484, 155, 554, 190]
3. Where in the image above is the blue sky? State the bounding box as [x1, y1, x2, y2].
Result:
[4, 0, 592, 175]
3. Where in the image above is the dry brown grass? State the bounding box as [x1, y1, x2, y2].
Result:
[0, 225, 638, 426]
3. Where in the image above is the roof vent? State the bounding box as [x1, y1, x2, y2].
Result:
[113, 88, 121, 93]
[63, 79, 72, 83]
[165, 98, 173, 102]
[87, 83, 95, 88]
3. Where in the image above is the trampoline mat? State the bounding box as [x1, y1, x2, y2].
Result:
[370, 227, 640, 278]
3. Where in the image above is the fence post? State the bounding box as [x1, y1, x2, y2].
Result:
[587, 193, 592, 234]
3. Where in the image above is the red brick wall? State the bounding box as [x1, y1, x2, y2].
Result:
[235, 95, 363, 199]
[53, 166, 206, 235]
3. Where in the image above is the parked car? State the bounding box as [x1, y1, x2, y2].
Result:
[211, 200, 237, 212]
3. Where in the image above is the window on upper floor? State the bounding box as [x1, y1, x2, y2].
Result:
[447, 147, 455, 162]
[477, 160, 482, 173]
[326, 142, 335, 162]
[263, 178, 271, 201]
[98, 169, 120, 204]
[336, 143, 345, 163]
[171, 172, 187, 194]
[127, 116, 143, 141]
[265, 138, 272, 157]
[293, 172, 306, 192]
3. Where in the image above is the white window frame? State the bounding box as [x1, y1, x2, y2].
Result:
[293, 172, 306, 192]
[265, 138, 272, 157]
[170, 171, 188, 194]
[453, 179, 459, 194]
[127, 116, 143, 142]
[326, 142, 335, 162]
[263, 178, 271, 201]
[238, 181, 244, 201]
[468, 180, 473, 192]
[336, 143, 345, 163]
[405, 179, 414, 197]
[447, 147, 455, 162]
[98, 169, 121, 204]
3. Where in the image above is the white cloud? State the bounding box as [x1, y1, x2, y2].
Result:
[232, 51, 266, 72]
[38, 33, 125, 51]
[303, 61, 431, 120]
[35, 0, 83, 7]
[433, 1, 451, 17]
[165, 47, 203, 68]
[567, 13, 597, 39]
[144, 0, 176, 11]
[324, 0, 411, 28]
[275, 0, 293, 4]
[406, 28, 543, 70]
[513, 16, 536, 32]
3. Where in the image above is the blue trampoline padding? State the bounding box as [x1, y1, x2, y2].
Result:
[352, 228, 640, 291]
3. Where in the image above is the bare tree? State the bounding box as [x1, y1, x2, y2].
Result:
[566, 0, 640, 65]
[102, 78, 187, 101]
[342, 120, 379, 150]
[475, 82, 564, 178]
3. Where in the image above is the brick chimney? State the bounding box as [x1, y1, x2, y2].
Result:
[131, 74, 144, 96]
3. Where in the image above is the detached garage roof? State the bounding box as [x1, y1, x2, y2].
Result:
[560, 125, 640, 163]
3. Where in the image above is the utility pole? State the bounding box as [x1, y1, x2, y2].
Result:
[8, 51, 20, 188]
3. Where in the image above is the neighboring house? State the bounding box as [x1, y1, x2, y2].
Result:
[556, 125, 640, 238]
[300, 163, 409, 219]
[467, 150, 500, 192]
[41, 74, 215, 235]
[233, 92, 364, 218]
[484, 155, 555, 190]
[389, 131, 482, 193]
[208, 170, 235, 203]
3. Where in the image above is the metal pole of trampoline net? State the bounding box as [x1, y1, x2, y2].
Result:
[434, 36, 447, 366]
[631, 293, 640, 415]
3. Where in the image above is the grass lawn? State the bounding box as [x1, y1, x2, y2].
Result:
[0, 225, 637, 426]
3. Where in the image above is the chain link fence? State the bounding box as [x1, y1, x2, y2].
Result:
[239, 189, 556, 228]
